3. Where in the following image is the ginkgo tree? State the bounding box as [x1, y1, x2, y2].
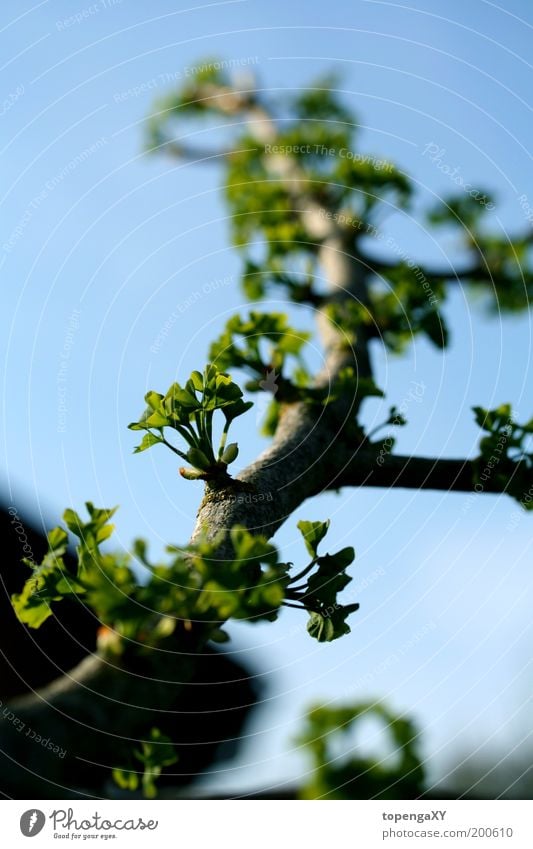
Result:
[3, 63, 533, 798]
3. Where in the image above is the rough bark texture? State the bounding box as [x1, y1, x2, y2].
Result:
[193, 403, 352, 548]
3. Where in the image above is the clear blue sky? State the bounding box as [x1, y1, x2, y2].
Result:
[1, 0, 532, 794]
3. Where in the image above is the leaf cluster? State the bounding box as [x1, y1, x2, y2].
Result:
[428, 193, 533, 313]
[12, 508, 359, 645]
[209, 311, 309, 388]
[286, 520, 359, 642]
[473, 404, 533, 508]
[296, 701, 425, 799]
[128, 364, 252, 481]
[112, 728, 178, 798]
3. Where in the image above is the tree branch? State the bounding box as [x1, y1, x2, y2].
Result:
[155, 141, 235, 163]
[12, 75, 528, 799]
[358, 249, 532, 289]
[334, 452, 475, 491]
[329, 449, 525, 497]
[188, 92, 375, 550]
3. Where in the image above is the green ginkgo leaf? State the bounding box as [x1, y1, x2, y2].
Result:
[297, 519, 330, 558]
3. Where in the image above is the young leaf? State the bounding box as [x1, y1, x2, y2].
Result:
[145, 391, 164, 410]
[186, 447, 212, 471]
[12, 582, 54, 628]
[297, 519, 331, 558]
[222, 398, 253, 422]
[112, 768, 138, 792]
[134, 432, 164, 453]
[131, 364, 252, 481]
[221, 442, 239, 464]
[179, 467, 206, 480]
[47, 526, 68, 552]
[307, 603, 359, 642]
[307, 610, 335, 642]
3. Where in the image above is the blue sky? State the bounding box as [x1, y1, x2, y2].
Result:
[1, 0, 532, 793]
